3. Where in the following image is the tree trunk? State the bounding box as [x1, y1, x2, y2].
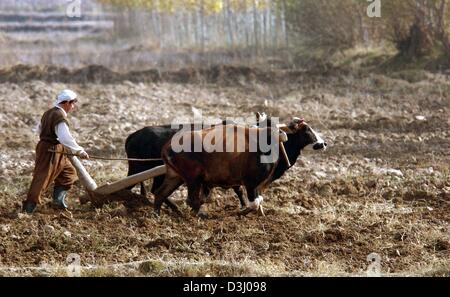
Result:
[233, 7, 239, 47]
[243, 0, 249, 48]
[200, 0, 205, 52]
[151, 9, 160, 47]
[193, 10, 199, 47]
[273, 0, 279, 50]
[263, 4, 267, 49]
[184, 12, 190, 48]
[435, 0, 449, 55]
[282, 0, 288, 47]
[225, 0, 234, 47]
[252, 0, 259, 55]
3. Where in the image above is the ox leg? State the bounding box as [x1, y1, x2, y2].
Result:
[242, 186, 264, 216]
[246, 186, 257, 207]
[140, 182, 147, 196]
[164, 197, 182, 215]
[232, 186, 246, 208]
[126, 161, 150, 195]
[151, 175, 166, 195]
[186, 181, 205, 214]
[203, 185, 212, 202]
[198, 185, 213, 217]
[153, 175, 183, 215]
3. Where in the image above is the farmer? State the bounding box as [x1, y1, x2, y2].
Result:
[22, 89, 89, 213]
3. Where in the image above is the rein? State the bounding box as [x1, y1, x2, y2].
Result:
[48, 121, 300, 164]
[48, 149, 162, 162]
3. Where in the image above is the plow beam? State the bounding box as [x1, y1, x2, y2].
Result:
[68, 156, 166, 207]
[94, 165, 166, 195]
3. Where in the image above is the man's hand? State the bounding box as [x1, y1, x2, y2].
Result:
[78, 150, 89, 159]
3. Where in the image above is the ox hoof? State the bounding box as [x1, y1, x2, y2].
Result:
[197, 210, 209, 219]
[239, 205, 265, 217]
[257, 205, 265, 217]
[239, 207, 254, 216]
[172, 209, 183, 217]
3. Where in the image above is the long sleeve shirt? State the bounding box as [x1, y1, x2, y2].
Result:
[37, 105, 84, 153]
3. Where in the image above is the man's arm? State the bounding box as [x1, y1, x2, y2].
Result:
[55, 122, 89, 159]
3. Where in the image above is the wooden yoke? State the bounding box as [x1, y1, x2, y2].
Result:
[276, 124, 291, 168]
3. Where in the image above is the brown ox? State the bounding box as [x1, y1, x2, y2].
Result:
[154, 118, 326, 216]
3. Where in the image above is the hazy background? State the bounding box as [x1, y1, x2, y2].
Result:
[0, 0, 448, 72]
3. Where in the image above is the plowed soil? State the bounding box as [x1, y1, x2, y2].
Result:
[0, 66, 449, 276]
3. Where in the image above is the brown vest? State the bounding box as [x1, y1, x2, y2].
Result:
[39, 107, 69, 144]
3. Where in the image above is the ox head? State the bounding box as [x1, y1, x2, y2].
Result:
[282, 117, 327, 150]
[256, 112, 268, 122]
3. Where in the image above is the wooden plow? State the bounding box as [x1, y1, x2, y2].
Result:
[69, 156, 166, 208]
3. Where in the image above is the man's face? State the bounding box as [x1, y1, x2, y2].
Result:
[62, 100, 76, 113]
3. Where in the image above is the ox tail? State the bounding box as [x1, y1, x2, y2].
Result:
[161, 143, 200, 185]
[161, 144, 181, 177]
[163, 144, 176, 162]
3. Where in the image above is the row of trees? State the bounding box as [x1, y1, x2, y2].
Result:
[99, 0, 449, 59]
[100, 0, 289, 54]
[2, 1, 448, 60]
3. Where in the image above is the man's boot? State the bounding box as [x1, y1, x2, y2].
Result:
[52, 186, 68, 210]
[22, 200, 37, 213]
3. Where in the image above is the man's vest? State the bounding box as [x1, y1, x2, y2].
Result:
[39, 107, 69, 144]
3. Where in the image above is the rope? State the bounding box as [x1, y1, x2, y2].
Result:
[48, 149, 162, 162]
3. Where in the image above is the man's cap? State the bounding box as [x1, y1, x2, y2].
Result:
[55, 89, 77, 105]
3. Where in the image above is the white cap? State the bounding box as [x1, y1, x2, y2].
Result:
[55, 89, 77, 105]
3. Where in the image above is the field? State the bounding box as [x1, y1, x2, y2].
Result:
[0, 65, 449, 276]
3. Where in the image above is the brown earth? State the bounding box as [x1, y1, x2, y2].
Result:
[0, 66, 449, 276]
[0, 64, 297, 85]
